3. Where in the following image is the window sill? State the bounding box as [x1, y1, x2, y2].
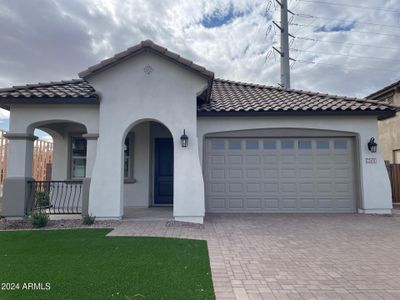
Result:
[124, 178, 137, 184]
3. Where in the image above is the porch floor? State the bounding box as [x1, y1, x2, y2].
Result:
[123, 207, 173, 221]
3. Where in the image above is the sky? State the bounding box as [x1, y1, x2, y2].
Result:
[0, 0, 399, 137]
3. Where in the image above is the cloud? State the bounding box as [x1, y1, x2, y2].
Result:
[0, 0, 398, 102]
[315, 22, 356, 32]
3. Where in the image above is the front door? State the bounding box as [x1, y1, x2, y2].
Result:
[154, 138, 173, 205]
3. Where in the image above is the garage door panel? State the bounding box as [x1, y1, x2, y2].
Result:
[264, 168, 279, 178]
[299, 183, 314, 193]
[228, 183, 244, 193]
[281, 154, 296, 163]
[247, 198, 262, 209]
[263, 154, 278, 164]
[246, 169, 261, 178]
[264, 183, 279, 192]
[228, 155, 242, 164]
[228, 169, 243, 178]
[210, 182, 226, 193]
[282, 198, 298, 209]
[210, 155, 225, 165]
[246, 155, 261, 164]
[206, 137, 356, 213]
[299, 198, 316, 209]
[208, 197, 226, 209]
[211, 169, 226, 179]
[228, 198, 244, 209]
[265, 198, 280, 209]
[246, 183, 262, 193]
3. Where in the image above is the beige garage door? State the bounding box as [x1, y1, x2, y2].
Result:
[205, 137, 356, 213]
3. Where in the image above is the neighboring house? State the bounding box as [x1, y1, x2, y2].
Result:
[0, 40, 396, 223]
[367, 80, 400, 164]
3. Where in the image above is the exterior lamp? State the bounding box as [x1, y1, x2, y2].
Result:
[180, 130, 188, 148]
[367, 137, 377, 153]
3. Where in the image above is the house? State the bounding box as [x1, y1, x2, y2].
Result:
[0, 40, 396, 224]
[367, 80, 400, 164]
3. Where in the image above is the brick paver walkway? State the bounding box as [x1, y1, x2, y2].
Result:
[109, 214, 400, 299]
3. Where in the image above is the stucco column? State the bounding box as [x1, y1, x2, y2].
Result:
[83, 133, 99, 177]
[2, 133, 37, 217]
[81, 133, 99, 216]
[88, 129, 122, 219]
[357, 130, 392, 214]
[173, 134, 205, 224]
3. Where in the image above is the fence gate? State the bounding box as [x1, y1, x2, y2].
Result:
[387, 164, 400, 204]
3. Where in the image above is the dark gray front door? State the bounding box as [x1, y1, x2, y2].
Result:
[154, 138, 173, 205]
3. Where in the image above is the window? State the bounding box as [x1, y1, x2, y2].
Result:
[334, 139, 347, 149]
[316, 140, 330, 149]
[71, 136, 87, 179]
[298, 140, 312, 150]
[228, 140, 242, 150]
[281, 140, 294, 149]
[124, 135, 134, 180]
[263, 140, 277, 150]
[246, 140, 259, 150]
[211, 140, 225, 150]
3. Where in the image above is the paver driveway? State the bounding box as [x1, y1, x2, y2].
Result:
[109, 214, 400, 299]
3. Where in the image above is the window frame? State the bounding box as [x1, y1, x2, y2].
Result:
[69, 135, 87, 180]
[124, 133, 136, 183]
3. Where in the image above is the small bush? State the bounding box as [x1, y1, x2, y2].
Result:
[35, 191, 50, 208]
[82, 214, 96, 225]
[30, 211, 49, 228]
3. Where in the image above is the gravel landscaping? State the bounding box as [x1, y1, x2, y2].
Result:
[0, 217, 121, 231]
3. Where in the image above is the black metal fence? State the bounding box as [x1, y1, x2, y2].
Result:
[27, 181, 83, 214]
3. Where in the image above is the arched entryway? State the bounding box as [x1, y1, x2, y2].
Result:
[3, 119, 90, 217]
[121, 120, 174, 218]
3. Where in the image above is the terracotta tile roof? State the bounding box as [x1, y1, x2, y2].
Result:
[0, 79, 97, 99]
[79, 40, 214, 81]
[197, 78, 398, 118]
[0, 78, 397, 119]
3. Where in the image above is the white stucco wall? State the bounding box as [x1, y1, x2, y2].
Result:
[197, 115, 392, 213]
[87, 52, 208, 222]
[123, 122, 151, 207]
[9, 104, 99, 134]
[7, 104, 99, 180]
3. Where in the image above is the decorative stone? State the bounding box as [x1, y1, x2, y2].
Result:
[143, 65, 154, 75]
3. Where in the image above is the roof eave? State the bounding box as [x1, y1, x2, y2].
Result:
[197, 109, 396, 119]
[367, 81, 400, 100]
[0, 97, 100, 107]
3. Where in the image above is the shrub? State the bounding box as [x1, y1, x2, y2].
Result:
[35, 191, 50, 208]
[82, 214, 96, 225]
[30, 211, 49, 228]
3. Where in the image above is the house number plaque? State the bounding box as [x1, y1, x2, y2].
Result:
[365, 158, 377, 164]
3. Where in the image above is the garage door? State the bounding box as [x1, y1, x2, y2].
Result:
[205, 137, 356, 213]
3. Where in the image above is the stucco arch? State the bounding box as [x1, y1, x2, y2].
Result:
[121, 118, 175, 145]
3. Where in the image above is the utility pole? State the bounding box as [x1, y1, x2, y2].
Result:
[272, 0, 292, 89]
[280, 0, 290, 89]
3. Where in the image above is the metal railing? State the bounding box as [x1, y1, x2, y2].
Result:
[27, 181, 83, 214]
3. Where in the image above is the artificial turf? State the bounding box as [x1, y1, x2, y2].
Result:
[0, 229, 215, 300]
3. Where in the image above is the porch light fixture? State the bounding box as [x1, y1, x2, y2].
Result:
[180, 130, 188, 148]
[367, 137, 377, 153]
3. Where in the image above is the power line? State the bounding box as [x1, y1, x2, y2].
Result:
[295, 59, 399, 73]
[291, 23, 400, 38]
[291, 48, 400, 62]
[295, 36, 400, 51]
[297, 0, 400, 13]
[296, 13, 400, 29]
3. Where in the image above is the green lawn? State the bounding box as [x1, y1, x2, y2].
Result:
[0, 229, 215, 300]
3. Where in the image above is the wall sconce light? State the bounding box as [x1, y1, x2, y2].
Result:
[367, 137, 377, 153]
[180, 129, 188, 148]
